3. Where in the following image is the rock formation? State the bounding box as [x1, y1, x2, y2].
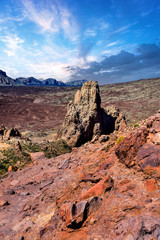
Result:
[0, 126, 21, 140]
[59, 81, 126, 146]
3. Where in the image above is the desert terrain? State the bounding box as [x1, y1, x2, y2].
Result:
[0, 78, 159, 141]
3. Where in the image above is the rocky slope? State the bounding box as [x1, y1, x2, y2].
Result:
[0, 110, 160, 240]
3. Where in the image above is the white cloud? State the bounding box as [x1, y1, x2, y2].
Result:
[99, 22, 110, 30]
[27, 61, 72, 81]
[84, 29, 96, 38]
[57, 4, 79, 42]
[22, 0, 57, 32]
[87, 55, 98, 62]
[105, 41, 119, 47]
[1, 34, 24, 56]
[21, 0, 79, 42]
[113, 22, 137, 34]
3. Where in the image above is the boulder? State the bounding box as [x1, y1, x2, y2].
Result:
[59, 81, 126, 146]
[115, 127, 148, 167]
[60, 201, 89, 228]
[137, 143, 160, 177]
[81, 174, 113, 200]
[0, 126, 21, 140]
[5, 127, 21, 140]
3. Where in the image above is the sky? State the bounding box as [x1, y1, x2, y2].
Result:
[0, 0, 160, 84]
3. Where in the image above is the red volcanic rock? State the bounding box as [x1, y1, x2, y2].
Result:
[60, 200, 89, 228]
[152, 132, 160, 144]
[115, 127, 148, 167]
[0, 198, 9, 206]
[81, 174, 113, 200]
[116, 179, 136, 193]
[144, 179, 157, 192]
[30, 152, 45, 163]
[59, 230, 87, 240]
[113, 216, 160, 240]
[152, 120, 160, 132]
[137, 143, 160, 177]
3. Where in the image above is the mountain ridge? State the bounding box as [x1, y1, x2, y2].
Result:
[0, 69, 87, 87]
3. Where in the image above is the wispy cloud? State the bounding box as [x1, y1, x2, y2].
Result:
[21, 0, 79, 42]
[113, 22, 137, 34]
[1, 34, 24, 56]
[22, 0, 57, 32]
[84, 29, 97, 38]
[105, 41, 119, 47]
[140, 9, 153, 17]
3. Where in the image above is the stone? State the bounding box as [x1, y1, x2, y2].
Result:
[115, 127, 148, 167]
[0, 199, 10, 206]
[137, 143, 160, 177]
[0, 126, 7, 140]
[59, 81, 126, 146]
[8, 166, 12, 172]
[58, 159, 70, 169]
[152, 133, 160, 144]
[152, 121, 160, 132]
[104, 105, 126, 131]
[60, 200, 89, 228]
[81, 174, 113, 200]
[98, 135, 109, 143]
[5, 127, 21, 140]
[30, 152, 45, 162]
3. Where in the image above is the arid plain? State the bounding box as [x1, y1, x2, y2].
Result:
[0, 77, 159, 140]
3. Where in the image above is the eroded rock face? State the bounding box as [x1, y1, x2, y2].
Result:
[59, 81, 126, 146]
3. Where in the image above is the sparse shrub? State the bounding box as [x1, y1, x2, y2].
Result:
[43, 139, 72, 158]
[0, 148, 31, 176]
[0, 139, 72, 176]
[134, 123, 139, 128]
[116, 136, 125, 144]
[21, 142, 41, 153]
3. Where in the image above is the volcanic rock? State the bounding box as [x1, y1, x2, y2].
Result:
[115, 127, 148, 167]
[0, 126, 21, 140]
[59, 81, 126, 146]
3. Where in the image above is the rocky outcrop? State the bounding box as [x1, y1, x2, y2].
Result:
[0, 126, 21, 140]
[115, 112, 160, 178]
[59, 81, 126, 146]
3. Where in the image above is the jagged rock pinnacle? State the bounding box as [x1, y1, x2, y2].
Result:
[59, 81, 126, 146]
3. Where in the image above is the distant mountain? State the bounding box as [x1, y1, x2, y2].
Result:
[15, 77, 42, 86]
[0, 69, 87, 87]
[66, 79, 87, 87]
[42, 78, 66, 86]
[0, 70, 16, 86]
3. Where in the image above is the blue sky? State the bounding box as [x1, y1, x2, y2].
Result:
[0, 0, 160, 84]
